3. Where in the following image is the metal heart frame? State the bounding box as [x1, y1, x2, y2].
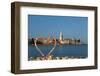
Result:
[34, 37, 57, 57]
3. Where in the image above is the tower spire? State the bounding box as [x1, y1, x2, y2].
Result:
[59, 32, 63, 41]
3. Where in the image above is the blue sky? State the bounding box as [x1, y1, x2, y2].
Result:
[28, 15, 88, 43]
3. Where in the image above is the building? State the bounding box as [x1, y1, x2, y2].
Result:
[59, 32, 80, 45]
[31, 32, 80, 45]
[59, 32, 63, 41]
[59, 32, 64, 44]
[36, 37, 51, 45]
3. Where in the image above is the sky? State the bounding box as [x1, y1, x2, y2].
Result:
[28, 15, 88, 43]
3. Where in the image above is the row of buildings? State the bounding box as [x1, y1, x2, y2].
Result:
[30, 32, 80, 45]
[59, 32, 80, 45]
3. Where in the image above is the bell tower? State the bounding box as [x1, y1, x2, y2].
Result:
[59, 32, 63, 41]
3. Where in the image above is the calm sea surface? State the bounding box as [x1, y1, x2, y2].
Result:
[28, 44, 88, 58]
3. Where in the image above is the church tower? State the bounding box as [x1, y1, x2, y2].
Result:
[59, 32, 63, 41]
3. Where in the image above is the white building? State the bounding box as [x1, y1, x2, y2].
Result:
[59, 32, 63, 41]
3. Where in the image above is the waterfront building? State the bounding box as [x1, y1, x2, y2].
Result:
[59, 32, 80, 44]
[36, 37, 51, 45]
[31, 32, 80, 45]
[59, 32, 64, 44]
[59, 32, 63, 41]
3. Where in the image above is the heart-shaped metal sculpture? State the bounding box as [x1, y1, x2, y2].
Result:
[34, 37, 57, 59]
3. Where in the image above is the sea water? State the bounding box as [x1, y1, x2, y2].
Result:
[28, 44, 88, 59]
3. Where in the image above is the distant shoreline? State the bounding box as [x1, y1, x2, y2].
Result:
[28, 43, 87, 46]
